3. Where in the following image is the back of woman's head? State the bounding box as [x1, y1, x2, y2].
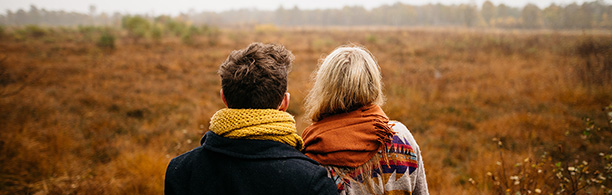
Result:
[305, 46, 385, 122]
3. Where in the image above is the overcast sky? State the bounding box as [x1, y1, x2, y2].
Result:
[1, 0, 610, 15]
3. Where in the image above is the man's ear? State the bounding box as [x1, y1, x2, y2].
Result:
[278, 92, 290, 111]
[220, 89, 228, 107]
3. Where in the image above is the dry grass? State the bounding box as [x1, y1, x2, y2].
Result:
[0, 26, 611, 194]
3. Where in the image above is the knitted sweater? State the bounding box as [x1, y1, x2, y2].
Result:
[328, 121, 429, 195]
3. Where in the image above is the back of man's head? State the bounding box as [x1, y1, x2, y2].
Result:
[218, 42, 294, 109]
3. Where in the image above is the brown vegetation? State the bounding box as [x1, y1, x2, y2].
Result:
[0, 26, 611, 194]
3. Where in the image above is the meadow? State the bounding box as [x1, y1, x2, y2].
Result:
[1, 25, 611, 194]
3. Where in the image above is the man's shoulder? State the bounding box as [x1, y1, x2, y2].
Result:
[167, 145, 204, 173]
[174, 144, 204, 159]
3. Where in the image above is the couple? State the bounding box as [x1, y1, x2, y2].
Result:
[165, 43, 429, 195]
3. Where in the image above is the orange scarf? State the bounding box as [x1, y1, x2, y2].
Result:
[302, 104, 396, 168]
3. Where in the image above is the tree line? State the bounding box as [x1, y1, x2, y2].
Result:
[1, 0, 612, 29]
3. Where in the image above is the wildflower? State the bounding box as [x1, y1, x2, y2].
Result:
[568, 167, 575, 172]
[510, 176, 519, 180]
[468, 178, 475, 185]
[538, 169, 542, 173]
[535, 188, 542, 193]
[496, 161, 502, 166]
[582, 161, 588, 165]
[600, 153, 605, 156]
[524, 158, 530, 162]
[487, 172, 492, 176]
[598, 174, 606, 180]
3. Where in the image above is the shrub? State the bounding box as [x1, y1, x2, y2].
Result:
[487, 105, 612, 194]
[97, 31, 116, 50]
[0, 25, 5, 38]
[24, 25, 47, 38]
[572, 37, 612, 87]
[164, 19, 187, 36]
[150, 24, 163, 43]
[201, 24, 220, 46]
[180, 30, 193, 45]
[122, 16, 151, 43]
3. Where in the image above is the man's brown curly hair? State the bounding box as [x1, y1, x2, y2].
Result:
[218, 42, 294, 109]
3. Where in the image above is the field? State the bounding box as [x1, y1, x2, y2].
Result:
[1, 26, 611, 194]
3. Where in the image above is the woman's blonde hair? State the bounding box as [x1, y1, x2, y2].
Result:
[305, 45, 385, 122]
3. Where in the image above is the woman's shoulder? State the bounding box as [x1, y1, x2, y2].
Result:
[388, 121, 412, 138]
[388, 120, 420, 150]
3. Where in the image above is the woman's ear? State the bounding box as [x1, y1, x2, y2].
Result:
[278, 92, 290, 111]
[220, 89, 228, 107]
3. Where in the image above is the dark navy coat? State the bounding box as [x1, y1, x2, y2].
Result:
[165, 131, 337, 195]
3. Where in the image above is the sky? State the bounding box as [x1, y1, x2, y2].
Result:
[1, 0, 610, 16]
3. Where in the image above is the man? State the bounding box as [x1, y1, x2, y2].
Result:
[164, 42, 337, 195]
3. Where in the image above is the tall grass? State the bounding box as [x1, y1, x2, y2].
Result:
[0, 26, 610, 194]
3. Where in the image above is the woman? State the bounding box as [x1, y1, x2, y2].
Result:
[302, 46, 429, 195]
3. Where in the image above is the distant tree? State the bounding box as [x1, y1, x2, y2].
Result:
[521, 3, 542, 28]
[497, 3, 520, 19]
[89, 5, 96, 17]
[564, 3, 582, 29]
[89, 5, 97, 25]
[497, 4, 509, 18]
[578, 2, 606, 29]
[461, 4, 479, 27]
[15, 9, 26, 25]
[482, 1, 496, 26]
[1, 2, 611, 29]
[290, 6, 304, 26]
[5, 10, 14, 25]
[121, 16, 150, 42]
[602, 6, 612, 28]
[584, 1, 608, 27]
[112, 12, 122, 27]
[341, 6, 368, 26]
[543, 4, 564, 29]
[98, 13, 110, 26]
[28, 5, 41, 25]
[274, 6, 288, 26]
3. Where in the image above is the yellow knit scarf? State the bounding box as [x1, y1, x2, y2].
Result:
[209, 108, 304, 150]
